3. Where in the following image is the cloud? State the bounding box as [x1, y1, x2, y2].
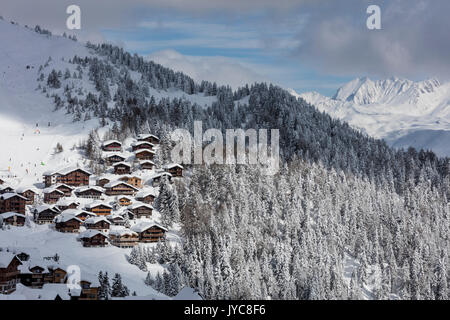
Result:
[147, 50, 268, 89]
[293, 0, 450, 80]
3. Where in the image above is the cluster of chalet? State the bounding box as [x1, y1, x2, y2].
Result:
[1, 133, 184, 251]
[0, 248, 99, 299]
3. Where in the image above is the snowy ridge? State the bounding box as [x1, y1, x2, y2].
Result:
[295, 77, 450, 156]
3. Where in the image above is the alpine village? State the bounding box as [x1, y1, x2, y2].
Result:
[0, 133, 185, 300]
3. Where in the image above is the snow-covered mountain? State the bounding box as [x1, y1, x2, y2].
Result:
[293, 77, 450, 156]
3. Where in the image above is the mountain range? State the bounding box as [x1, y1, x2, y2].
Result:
[292, 77, 450, 156]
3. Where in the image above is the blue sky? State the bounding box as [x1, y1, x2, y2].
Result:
[100, 14, 352, 96]
[2, 0, 449, 96]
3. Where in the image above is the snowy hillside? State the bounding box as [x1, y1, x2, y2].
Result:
[293, 77, 450, 156]
[0, 20, 205, 300]
[0, 19, 216, 186]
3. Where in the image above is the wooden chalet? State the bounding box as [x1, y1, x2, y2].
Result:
[56, 198, 80, 211]
[77, 280, 99, 300]
[43, 167, 92, 188]
[131, 222, 168, 243]
[127, 202, 153, 219]
[102, 140, 122, 152]
[54, 214, 82, 233]
[135, 190, 156, 205]
[140, 160, 155, 170]
[107, 215, 126, 226]
[0, 193, 27, 214]
[131, 141, 154, 152]
[163, 164, 184, 177]
[18, 263, 49, 288]
[85, 201, 112, 216]
[0, 253, 21, 294]
[122, 210, 136, 220]
[137, 134, 160, 145]
[60, 209, 96, 222]
[105, 153, 126, 165]
[16, 187, 37, 205]
[74, 186, 104, 199]
[104, 181, 138, 196]
[0, 212, 26, 226]
[134, 149, 155, 161]
[54, 184, 74, 197]
[151, 172, 172, 186]
[96, 177, 111, 188]
[34, 205, 60, 224]
[109, 229, 138, 248]
[117, 195, 133, 206]
[119, 175, 143, 188]
[84, 217, 111, 232]
[0, 185, 14, 194]
[43, 188, 65, 204]
[113, 162, 131, 175]
[46, 267, 67, 284]
[79, 230, 108, 247]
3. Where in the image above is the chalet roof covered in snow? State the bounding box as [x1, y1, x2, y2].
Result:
[85, 201, 112, 209]
[0, 252, 19, 268]
[34, 204, 60, 213]
[43, 166, 92, 176]
[0, 212, 26, 219]
[15, 186, 38, 194]
[109, 228, 137, 237]
[60, 208, 96, 218]
[55, 198, 80, 206]
[134, 148, 155, 155]
[78, 229, 108, 239]
[84, 216, 111, 225]
[74, 186, 105, 193]
[0, 192, 28, 200]
[131, 141, 155, 147]
[112, 161, 131, 168]
[43, 187, 64, 195]
[105, 152, 126, 159]
[0, 185, 14, 192]
[102, 140, 122, 147]
[137, 134, 159, 141]
[54, 213, 83, 223]
[150, 172, 172, 180]
[54, 183, 75, 190]
[135, 189, 156, 198]
[127, 202, 153, 210]
[140, 160, 155, 165]
[131, 222, 168, 233]
[104, 181, 139, 190]
[163, 163, 184, 170]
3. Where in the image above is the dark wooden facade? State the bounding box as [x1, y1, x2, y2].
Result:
[102, 141, 122, 152]
[0, 255, 21, 294]
[134, 225, 167, 243]
[113, 163, 131, 175]
[132, 141, 154, 151]
[80, 233, 108, 247]
[35, 207, 60, 224]
[135, 149, 155, 161]
[1, 213, 26, 226]
[44, 189, 65, 204]
[105, 183, 137, 196]
[129, 205, 153, 219]
[55, 218, 81, 233]
[18, 189, 36, 205]
[44, 169, 91, 188]
[75, 188, 103, 199]
[0, 194, 27, 214]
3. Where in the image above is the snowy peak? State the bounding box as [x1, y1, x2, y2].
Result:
[332, 77, 441, 105]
